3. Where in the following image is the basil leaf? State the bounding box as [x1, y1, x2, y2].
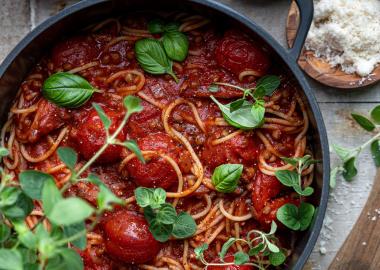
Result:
[211, 164, 243, 193]
[0, 224, 10, 243]
[156, 203, 177, 225]
[275, 170, 298, 187]
[135, 38, 178, 82]
[250, 100, 265, 126]
[219, 238, 236, 260]
[248, 243, 265, 256]
[276, 203, 300, 230]
[124, 95, 143, 115]
[371, 140, 380, 167]
[97, 185, 124, 211]
[194, 243, 209, 259]
[299, 202, 315, 231]
[19, 170, 53, 200]
[0, 249, 23, 270]
[93, 103, 111, 130]
[164, 22, 180, 32]
[211, 96, 262, 130]
[63, 222, 86, 250]
[148, 18, 165, 34]
[208, 84, 219, 92]
[149, 219, 173, 242]
[45, 248, 83, 270]
[171, 212, 197, 239]
[42, 72, 95, 108]
[234, 251, 249, 265]
[342, 157, 357, 181]
[230, 99, 245, 113]
[371, 105, 380, 124]
[351, 113, 375, 131]
[57, 147, 77, 170]
[269, 251, 286, 266]
[162, 31, 189, 62]
[123, 140, 145, 163]
[42, 178, 63, 216]
[48, 198, 94, 226]
[254, 75, 280, 98]
[2, 192, 33, 220]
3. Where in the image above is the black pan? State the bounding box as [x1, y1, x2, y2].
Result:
[0, 0, 329, 269]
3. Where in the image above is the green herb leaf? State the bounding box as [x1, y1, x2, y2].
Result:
[266, 241, 280, 253]
[163, 31, 189, 62]
[299, 202, 315, 231]
[45, 248, 83, 270]
[42, 178, 63, 215]
[124, 95, 143, 115]
[171, 212, 197, 239]
[230, 98, 245, 113]
[194, 243, 209, 259]
[0, 249, 23, 270]
[42, 72, 95, 108]
[86, 173, 104, 187]
[48, 198, 94, 226]
[351, 113, 375, 131]
[219, 238, 236, 260]
[57, 147, 77, 170]
[371, 140, 380, 167]
[269, 251, 286, 266]
[2, 192, 33, 219]
[143, 206, 156, 225]
[156, 203, 177, 225]
[148, 18, 165, 34]
[123, 140, 145, 163]
[164, 22, 180, 32]
[135, 187, 166, 209]
[254, 75, 281, 98]
[13, 220, 37, 249]
[0, 224, 10, 243]
[211, 97, 262, 130]
[135, 38, 178, 82]
[330, 167, 340, 189]
[276, 203, 300, 230]
[19, 170, 53, 200]
[275, 170, 298, 187]
[63, 222, 87, 250]
[211, 164, 243, 193]
[93, 103, 111, 130]
[0, 187, 21, 207]
[149, 219, 173, 242]
[250, 100, 265, 126]
[342, 157, 357, 181]
[332, 144, 352, 161]
[293, 185, 314, 196]
[371, 105, 380, 124]
[0, 147, 9, 159]
[234, 251, 249, 265]
[248, 243, 265, 256]
[208, 84, 219, 92]
[268, 221, 277, 235]
[97, 185, 124, 211]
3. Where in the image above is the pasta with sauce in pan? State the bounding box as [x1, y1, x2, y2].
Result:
[0, 12, 317, 270]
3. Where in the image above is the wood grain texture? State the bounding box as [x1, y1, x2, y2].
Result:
[286, 1, 380, 89]
[329, 170, 380, 269]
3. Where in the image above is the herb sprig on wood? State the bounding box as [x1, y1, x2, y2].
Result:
[0, 74, 144, 269]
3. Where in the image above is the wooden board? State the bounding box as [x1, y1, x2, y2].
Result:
[329, 170, 380, 269]
[286, 1, 380, 89]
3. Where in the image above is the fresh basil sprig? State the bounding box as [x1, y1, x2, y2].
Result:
[134, 187, 196, 242]
[162, 31, 189, 62]
[135, 38, 178, 83]
[195, 222, 286, 268]
[0, 96, 144, 269]
[42, 72, 95, 108]
[331, 106, 380, 188]
[210, 75, 280, 130]
[211, 164, 243, 193]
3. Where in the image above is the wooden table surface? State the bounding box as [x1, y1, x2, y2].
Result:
[1, 1, 378, 269]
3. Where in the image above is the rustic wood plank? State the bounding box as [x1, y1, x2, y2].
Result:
[31, 0, 79, 27]
[0, 0, 31, 62]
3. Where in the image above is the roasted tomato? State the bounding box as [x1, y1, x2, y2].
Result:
[215, 30, 270, 77]
[52, 36, 98, 69]
[201, 133, 259, 170]
[207, 255, 253, 270]
[125, 132, 191, 189]
[252, 171, 298, 225]
[69, 107, 126, 163]
[102, 210, 160, 264]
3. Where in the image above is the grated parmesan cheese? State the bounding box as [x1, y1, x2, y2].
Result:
[305, 0, 380, 77]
